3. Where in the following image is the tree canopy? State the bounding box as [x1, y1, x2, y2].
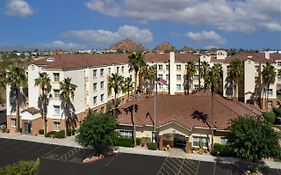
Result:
[226, 116, 281, 161]
[0, 159, 39, 175]
[76, 112, 118, 154]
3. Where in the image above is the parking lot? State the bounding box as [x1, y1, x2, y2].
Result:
[0, 138, 280, 175]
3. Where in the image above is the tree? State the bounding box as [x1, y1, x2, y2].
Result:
[141, 64, 156, 96]
[35, 72, 51, 134]
[226, 116, 281, 162]
[59, 78, 77, 136]
[199, 61, 210, 90]
[184, 61, 196, 95]
[4, 65, 27, 132]
[0, 159, 39, 175]
[108, 73, 124, 117]
[128, 52, 146, 92]
[262, 62, 276, 111]
[76, 112, 118, 154]
[228, 59, 243, 100]
[205, 63, 222, 150]
[122, 77, 134, 102]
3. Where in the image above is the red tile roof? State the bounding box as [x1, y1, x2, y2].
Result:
[21, 107, 40, 115]
[223, 52, 274, 63]
[117, 92, 261, 130]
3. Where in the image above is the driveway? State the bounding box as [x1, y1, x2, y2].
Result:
[0, 138, 280, 175]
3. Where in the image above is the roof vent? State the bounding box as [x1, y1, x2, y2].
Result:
[46, 57, 55, 62]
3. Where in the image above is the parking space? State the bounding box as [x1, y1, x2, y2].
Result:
[0, 138, 280, 175]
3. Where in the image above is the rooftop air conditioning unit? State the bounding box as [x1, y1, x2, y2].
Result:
[46, 57, 55, 62]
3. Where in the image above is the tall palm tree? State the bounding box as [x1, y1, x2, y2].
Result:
[228, 59, 243, 101]
[4, 65, 27, 132]
[205, 63, 222, 150]
[108, 73, 124, 117]
[122, 77, 134, 102]
[184, 61, 196, 95]
[262, 62, 276, 111]
[35, 72, 51, 134]
[141, 64, 156, 96]
[59, 78, 77, 136]
[199, 61, 210, 90]
[128, 52, 146, 92]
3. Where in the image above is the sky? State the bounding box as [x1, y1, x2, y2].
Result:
[0, 0, 280, 50]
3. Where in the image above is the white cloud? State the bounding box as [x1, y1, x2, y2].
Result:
[63, 25, 153, 48]
[85, 0, 281, 32]
[39, 40, 85, 50]
[185, 31, 226, 45]
[5, 0, 34, 17]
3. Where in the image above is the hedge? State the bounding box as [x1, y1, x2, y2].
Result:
[262, 112, 276, 124]
[45, 131, 57, 138]
[147, 142, 157, 150]
[115, 137, 133, 147]
[55, 130, 65, 139]
[211, 143, 234, 157]
[72, 129, 76, 135]
[273, 108, 281, 117]
[136, 138, 141, 145]
[39, 129, 44, 135]
[66, 129, 72, 136]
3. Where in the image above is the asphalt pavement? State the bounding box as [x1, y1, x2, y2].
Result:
[0, 138, 280, 175]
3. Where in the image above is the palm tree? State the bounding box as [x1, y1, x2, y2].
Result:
[122, 77, 134, 102]
[59, 78, 77, 136]
[184, 61, 196, 95]
[199, 61, 210, 90]
[262, 62, 276, 111]
[228, 59, 243, 101]
[4, 65, 27, 132]
[141, 64, 156, 96]
[35, 72, 51, 134]
[128, 52, 146, 92]
[205, 63, 222, 150]
[108, 73, 124, 116]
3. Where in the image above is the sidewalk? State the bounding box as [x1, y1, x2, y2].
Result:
[0, 133, 280, 169]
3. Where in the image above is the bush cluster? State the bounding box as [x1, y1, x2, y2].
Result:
[45, 130, 65, 139]
[262, 112, 276, 124]
[66, 129, 76, 136]
[45, 131, 57, 138]
[136, 138, 141, 146]
[0, 159, 39, 175]
[38, 129, 44, 135]
[147, 142, 158, 150]
[115, 137, 133, 147]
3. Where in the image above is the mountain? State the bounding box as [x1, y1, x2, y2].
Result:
[0, 45, 31, 52]
[154, 42, 176, 52]
[110, 39, 144, 52]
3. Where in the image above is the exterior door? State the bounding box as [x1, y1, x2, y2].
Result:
[23, 121, 32, 135]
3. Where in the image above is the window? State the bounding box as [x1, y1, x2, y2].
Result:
[100, 94, 104, 102]
[121, 66, 124, 72]
[100, 69, 104, 77]
[119, 130, 133, 138]
[166, 65, 169, 70]
[255, 66, 259, 71]
[192, 136, 209, 147]
[194, 84, 199, 90]
[100, 81, 104, 89]
[117, 67, 119, 73]
[176, 74, 181, 80]
[158, 65, 163, 70]
[158, 74, 163, 79]
[93, 83, 97, 91]
[54, 122, 61, 131]
[266, 89, 273, 96]
[194, 75, 199, 80]
[93, 96, 97, 105]
[159, 84, 163, 90]
[11, 119, 16, 127]
[53, 90, 60, 99]
[176, 65, 181, 71]
[166, 74, 169, 81]
[109, 67, 111, 74]
[220, 137, 228, 145]
[53, 105, 60, 115]
[93, 70, 97, 78]
[277, 62, 281, 66]
[53, 73, 60, 82]
[176, 84, 181, 91]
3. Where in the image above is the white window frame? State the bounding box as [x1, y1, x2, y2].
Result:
[53, 89, 60, 99]
[11, 119, 16, 127]
[192, 136, 209, 148]
[54, 122, 61, 131]
[100, 69, 104, 77]
[177, 65, 181, 71]
[93, 83, 97, 92]
[53, 73, 60, 82]
[176, 74, 181, 80]
[93, 69, 97, 78]
[176, 84, 181, 91]
[93, 96, 97, 105]
[119, 130, 133, 138]
[158, 65, 163, 70]
[53, 105, 60, 115]
[100, 81, 104, 89]
[100, 94, 104, 102]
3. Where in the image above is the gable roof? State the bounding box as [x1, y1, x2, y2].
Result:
[117, 92, 261, 130]
[223, 52, 274, 64]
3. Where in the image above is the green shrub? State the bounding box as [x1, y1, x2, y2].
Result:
[72, 129, 76, 135]
[147, 142, 157, 150]
[0, 159, 39, 175]
[262, 112, 276, 124]
[55, 130, 65, 139]
[136, 138, 141, 145]
[115, 137, 133, 147]
[66, 129, 72, 136]
[211, 143, 226, 156]
[45, 131, 57, 138]
[39, 129, 44, 135]
[273, 108, 281, 117]
[19, 128, 22, 133]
